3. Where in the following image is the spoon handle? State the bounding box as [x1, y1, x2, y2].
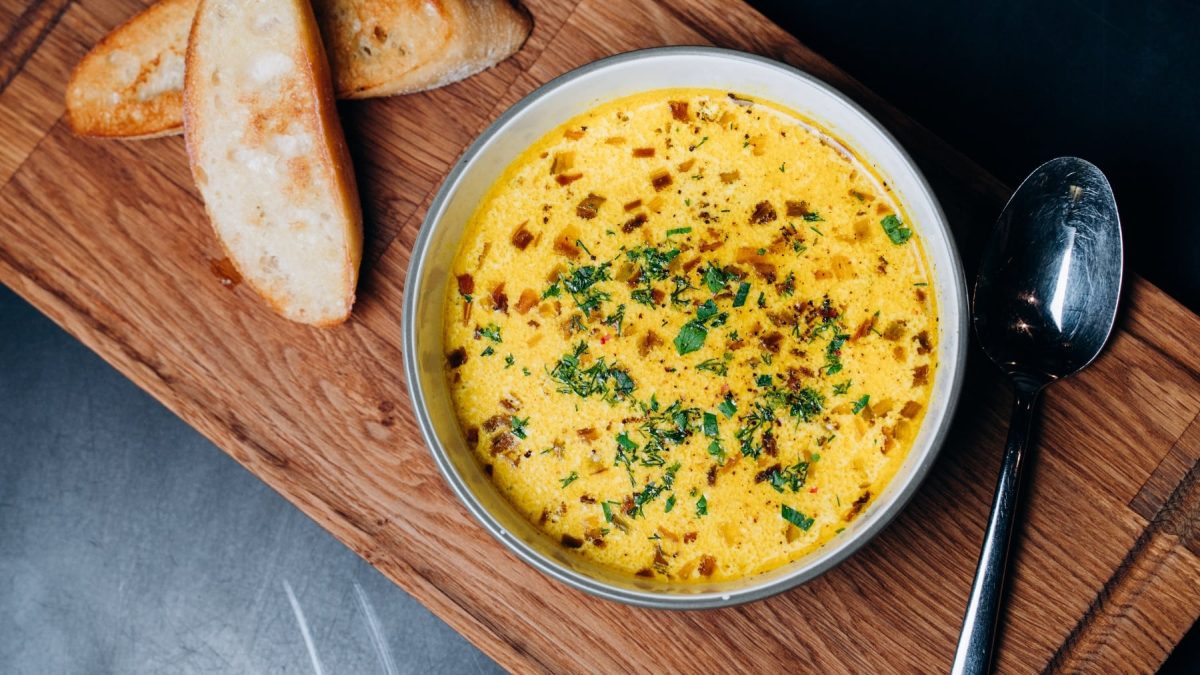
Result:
[952, 385, 1041, 674]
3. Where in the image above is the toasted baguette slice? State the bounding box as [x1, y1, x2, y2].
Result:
[65, 0, 199, 139]
[318, 0, 532, 99]
[184, 0, 362, 326]
[67, 0, 532, 138]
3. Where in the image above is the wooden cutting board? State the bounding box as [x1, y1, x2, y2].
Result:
[2, 0, 1197, 671]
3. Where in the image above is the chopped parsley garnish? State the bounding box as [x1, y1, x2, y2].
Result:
[781, 504, 814, 530]
[694, 136, 709, 149]
[695, 356, 729, 376]
[522, 367, 531, 376]
[626, 245, 679, 281]
[559, 471, 579, 488]
[717, 395, 737, 418]
[628, 463, 680, 516]
[542, 282, 561, 299]
[674, 300, 729, 355]
[549, 341, 635, 403]
[510, 416, 529, 439]
[664, 494, 677, 512]
[764, 385, 825, 422]
[777, 272, 795, 296]
[674, 322, 708, 355]
[802, 212, 824, 222]
[702, 412, 719, 438]
[702, 263, 731, 294]
[881, 214, 912, 245]
[666, 226, 693, 236]
[792, 241, 808, 254]
[603, 303, 627, 335]
[851, 394, 871, 415]
[757, 292, 767, 309]
[477, 324, 502, 343]
[504, 354, 515, 368]
[481, 346, 495, 357]
[764, 461, 809, 493]
[707, 440, 726, 460]
[561, 263, 612, 314]
[832, 380, 852, 396]
[732, 281, 751, 307]
[633, 398, 699, 470]
[696, 495, 708, 517]
[809, 225, 824, 237]
[755, 374, 772, 388]
[602, 500, 616, 522]
[824, 332, 849, 375]
[735, 401, 776, 458]
[616, 431, 638, 451]
[670, 275, 695, 306]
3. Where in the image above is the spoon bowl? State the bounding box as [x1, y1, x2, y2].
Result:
[972, 157, 1123, 386]
[953, 157, 1122, 674]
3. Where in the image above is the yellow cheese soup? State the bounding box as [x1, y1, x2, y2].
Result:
[443, 89, 937, 582]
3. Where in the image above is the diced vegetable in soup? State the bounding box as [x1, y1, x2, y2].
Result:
[443, 89, 938, 582]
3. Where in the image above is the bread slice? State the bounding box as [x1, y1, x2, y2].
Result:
[317, 0, 532, 99]
[65, 0, 198, 139]
[67, 0, 532, 139]
[184, 0, 362, 326]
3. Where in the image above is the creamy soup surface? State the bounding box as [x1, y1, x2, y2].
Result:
[443, 88, 938, 582]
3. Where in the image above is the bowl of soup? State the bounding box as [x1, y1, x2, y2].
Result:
[403, 46, 967, 608]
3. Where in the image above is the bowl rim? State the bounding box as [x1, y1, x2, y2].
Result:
[403, 45, 968, 609]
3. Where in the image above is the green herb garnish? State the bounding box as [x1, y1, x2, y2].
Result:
[695, 356, 729, 376]
[674, 300, 728, 354]
[881, 214, 912, 245]
[851, 394, 871, 415]
[666, 226, 693, 237]
[696, 495, 708, 517]
[561, 263, 612, 314]
[732, 281, 751, 307]
[603, 303, 627, 335]
[824, 332, 849, 375]
[764, 461, 809, 493]
[702, 263, 731, 294]
[674, 322, 708, 355]
[560, 471, 579, 488]
[781, 504, 814, 530]
[717, 396, 737, 418]
[477, 324, 502, 343]
[549, 341, 635, 403]
[510, 416, 529, 439]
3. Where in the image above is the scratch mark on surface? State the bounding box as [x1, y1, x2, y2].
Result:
[283, 579, 325, 675]
[353, 581, 399, 675]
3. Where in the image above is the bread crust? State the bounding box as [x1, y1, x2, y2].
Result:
[66, 0, 199, 139]
[68, 0, 533, 139]
[184, 0, 363, 326]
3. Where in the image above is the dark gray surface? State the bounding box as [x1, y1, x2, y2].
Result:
[0, 285, 502, 674]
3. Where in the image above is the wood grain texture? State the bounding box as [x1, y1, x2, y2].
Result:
[0, 0, 73, 93]
[1, 0, 1197, 672]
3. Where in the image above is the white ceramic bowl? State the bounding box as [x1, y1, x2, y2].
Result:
[403, 46, 967, 608]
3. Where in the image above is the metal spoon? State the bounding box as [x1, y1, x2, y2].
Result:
[952, 157, 1123, 674]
